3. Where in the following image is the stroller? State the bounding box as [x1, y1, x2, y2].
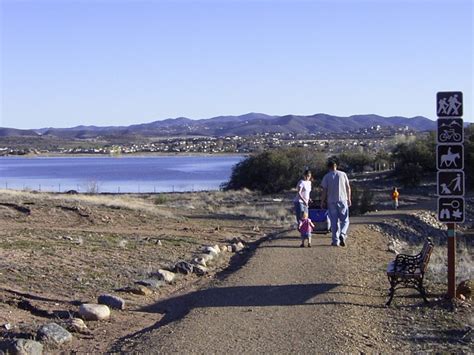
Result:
[308, 200, 331, 234]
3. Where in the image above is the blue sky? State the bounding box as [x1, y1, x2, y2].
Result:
[0, 0, 472, 129]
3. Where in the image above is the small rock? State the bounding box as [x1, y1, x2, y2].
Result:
[203, 246, 219, 258]
[157, 240, 162, 246]
[135, 279, 165, 289]
[457, 280, 473, 299]
[66, 318, 88, 333]
[193, 257, 207, 267]
[37, 323, 72, 346]
[98, 294, 126, 310]
[213, 245, 221, 253]
[174, 261, 194, 275]
[153, 269, 175, 283]
[2, 323, 12, 330]
[232, 242, 244, 252]
[226, 245, 233, 252]
[193, 265, 208, 276]
[118, 285, 153, 296]
[79, 304, 111, 321]
[10, 339, 43, 355]
[199, 253, 214, 263]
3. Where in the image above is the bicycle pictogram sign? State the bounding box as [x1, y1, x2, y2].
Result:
[437, 118, 463, 144]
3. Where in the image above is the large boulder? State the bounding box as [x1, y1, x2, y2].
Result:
[79, 304, 111, 321]
[37, 323, 72, 346]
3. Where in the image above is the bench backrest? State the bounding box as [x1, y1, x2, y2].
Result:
[420, 238, 434, 273]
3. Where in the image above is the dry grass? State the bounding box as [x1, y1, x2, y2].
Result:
[427, 241, 473, 284]
[0, 189, 174, 217]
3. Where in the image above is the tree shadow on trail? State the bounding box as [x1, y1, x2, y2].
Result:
[141, 283, 339, 326]
[110, 283, 339, 352]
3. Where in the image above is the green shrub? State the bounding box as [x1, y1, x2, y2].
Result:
[392, 133, 436, 187]
[350, 186, 375, 216]
[223, 148, 326, 194]
[336, 152, 375, 173]
[154, 195, 168, 205]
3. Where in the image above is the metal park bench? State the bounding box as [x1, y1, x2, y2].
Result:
[386, 238, 434, 306]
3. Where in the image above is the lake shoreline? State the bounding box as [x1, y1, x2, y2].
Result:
[0, 152, 247, 158]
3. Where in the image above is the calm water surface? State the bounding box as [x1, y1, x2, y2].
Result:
[0, 155, 243, 193]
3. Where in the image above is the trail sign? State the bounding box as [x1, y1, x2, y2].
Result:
[437, 171, 465, 196]
[438, 197, 465, 223]
[436, 144, 464, 170]
[437, 91, 463, 117]
[436, 91, 465, 300]
[437, 118, 464, 144]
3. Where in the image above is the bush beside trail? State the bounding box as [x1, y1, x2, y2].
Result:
[222, 148, 326, 194]
[392, 133, 436, 187]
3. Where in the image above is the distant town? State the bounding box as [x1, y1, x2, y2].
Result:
[0, 125, 418, 156]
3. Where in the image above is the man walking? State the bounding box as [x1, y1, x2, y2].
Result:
[321, 160, 351, 247]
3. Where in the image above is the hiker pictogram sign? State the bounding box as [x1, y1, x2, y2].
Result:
[437, 118, 464, 144]
[437, 91, 463, 117]
[436, 144, 464, 170]
[437, 171, 465, 196]
[437, 197, 465, 223]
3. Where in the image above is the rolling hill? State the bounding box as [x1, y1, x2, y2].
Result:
[0, 113, 436, 138]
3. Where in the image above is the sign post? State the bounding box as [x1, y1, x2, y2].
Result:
[447, 222, 456, 299]
[436, 91, 464, 299]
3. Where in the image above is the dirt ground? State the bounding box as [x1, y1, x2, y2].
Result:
[0, 188, 472, 353]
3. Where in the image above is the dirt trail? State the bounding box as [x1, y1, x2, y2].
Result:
[118, 211, 407, 353]
[117, 205, 472, 354]
[1, 190, 471, 353]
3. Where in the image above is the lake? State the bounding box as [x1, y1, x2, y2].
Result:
[0, 155, 244, 193]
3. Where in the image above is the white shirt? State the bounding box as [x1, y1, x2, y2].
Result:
[321, 170, 350, 204]
[294, 179, 312, 203]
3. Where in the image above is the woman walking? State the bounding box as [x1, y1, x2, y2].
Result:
[294, 169, 312, 224]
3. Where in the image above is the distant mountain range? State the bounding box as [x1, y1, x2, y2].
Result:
[0, 113, 437, 139]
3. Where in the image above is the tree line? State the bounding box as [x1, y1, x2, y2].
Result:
[223, 126, 474, 193]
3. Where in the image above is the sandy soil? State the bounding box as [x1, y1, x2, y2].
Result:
[0, 188, 472, 353]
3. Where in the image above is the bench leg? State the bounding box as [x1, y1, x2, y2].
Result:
[418, 280, 429, 304]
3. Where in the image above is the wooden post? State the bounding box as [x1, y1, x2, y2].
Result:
[447, 222, 456, 299]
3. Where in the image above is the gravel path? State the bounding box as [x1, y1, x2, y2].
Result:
[121, 213, 401, 353]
